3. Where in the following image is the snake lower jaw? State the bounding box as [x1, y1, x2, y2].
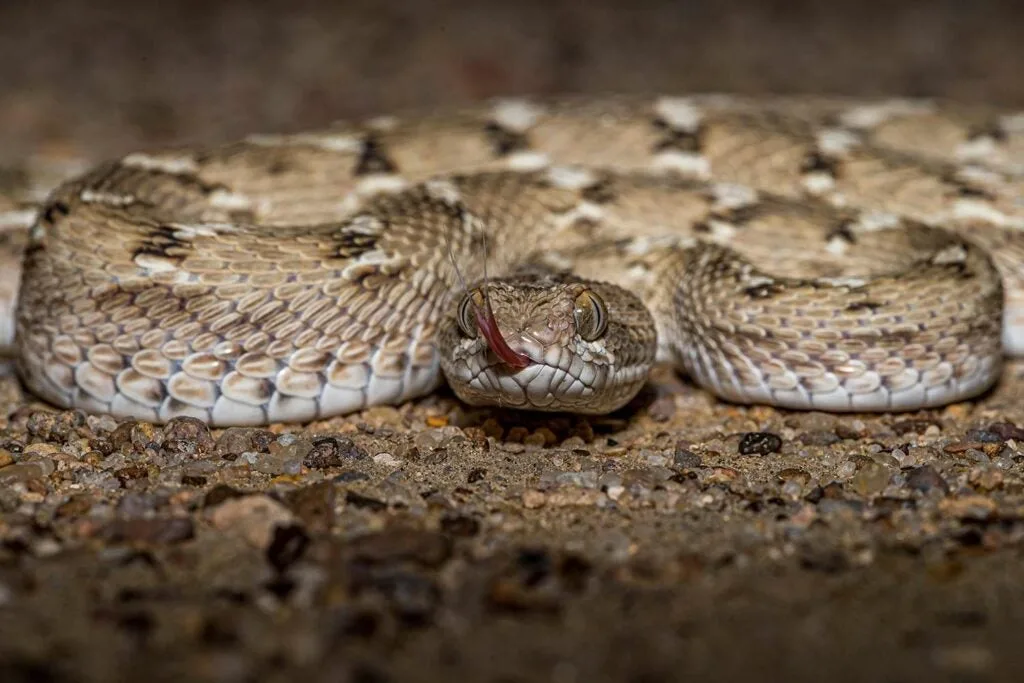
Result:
[442, 356, 650, 414]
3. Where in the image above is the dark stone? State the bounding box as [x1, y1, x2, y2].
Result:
[334, 470, 371, 483]
[303, 436, 368, 469]
[817, 498, 865, 515]
[647, 395, 677, 422]
[891, 419, 937, 436]
[364, 568, 440, 627]
[115, 465, 150, 486]
[214, 427, 276, 460]
[108, 517, 194, 545]
[485, 547, 588, 614]
[287, 481, 335, 531]
[738, 432, 783, 456]
[515, 548, 553, 586]
[966, 429, 1004, 443]
[345, 491, 388, 512]
[798, 431, 842, 447]
[799, 545, 849, 573]
[673, 446, 702, 469]
[330, 608, 383, 640]
[440, 513, 480, 537]
[985, 422, 1024, 441]
[203, 484, 246, 508]
[558, 554, 593, 592]
[348, 529, 452, 567]
[905, 465, 950, 495]
[834, 423, 865, 440]
[55, 495, 93, 519]
[266, 524, 310, 573]
[804, 486, 825, 503]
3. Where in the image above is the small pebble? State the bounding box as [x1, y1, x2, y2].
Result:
[481, 419, 504, 439]
[777, 468, 811, 486]
[605, 485, 625, 501]
[533, 427, 557, 446]
[965, 448, 990, 464]
[22, 456, 55, 477]
[0, 462, 48, 485]
[523, 433, 547, 448]
[161, 417, 215, 457]
[939, 495, 996, 521]
[506, 426, 530, 443]
[835, 421, 865, 440]
[333, 470, 370, 483]
[215, 428, 276, 460]
[522, 490, 546, 508]
[554, 471, 599, 489]
[414, 429, 446, 451]
[641, 450, 669, 467]
[246, 451, 300, 476]
[373, 452, 403, 468]
[425, 415, 449, 428]
[781, 480, 804, 499]
[850, 462, 890, 496]
[705, 466, 741, 484]
[968, 467, 1003, 491]
[598, 472, 623, 490]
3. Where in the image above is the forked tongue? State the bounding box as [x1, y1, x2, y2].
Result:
[444, 219, 531, 369]
[474, 294, 531, 369]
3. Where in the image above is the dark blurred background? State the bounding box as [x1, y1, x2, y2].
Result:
[2, 0, 1023, 162]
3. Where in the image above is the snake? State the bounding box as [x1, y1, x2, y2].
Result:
[1, 94, 1023, 426]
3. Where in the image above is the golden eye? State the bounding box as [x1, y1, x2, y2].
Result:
[573, 290, 607, 341]
[457, 289, 485, 338]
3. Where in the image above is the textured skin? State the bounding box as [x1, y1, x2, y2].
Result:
[1, 94, 1022, 424]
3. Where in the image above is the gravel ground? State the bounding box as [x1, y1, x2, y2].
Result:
[2, 367, 1024, 682]
[3, 1, 1024, 682]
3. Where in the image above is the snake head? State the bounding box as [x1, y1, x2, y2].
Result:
[438, 275, 657, 413]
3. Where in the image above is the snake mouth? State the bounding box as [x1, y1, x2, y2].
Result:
[446, 345, 648, 413]
[463, 359, 606, 410]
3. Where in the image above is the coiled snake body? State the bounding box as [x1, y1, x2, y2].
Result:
[2, 94, 1023, 425]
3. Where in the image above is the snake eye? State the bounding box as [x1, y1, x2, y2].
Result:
[456, 289, 485, 338]
[573, 290, 607, 341]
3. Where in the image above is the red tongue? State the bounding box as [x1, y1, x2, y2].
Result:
[474, 300, 532, 369]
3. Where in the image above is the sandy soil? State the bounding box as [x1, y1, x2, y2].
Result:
[2, 2, 1024, 681]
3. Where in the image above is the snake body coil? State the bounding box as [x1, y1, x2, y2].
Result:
[1, 94, 1022, 425]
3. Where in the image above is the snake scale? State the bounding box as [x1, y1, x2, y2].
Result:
[1, 94, 1024, 426]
